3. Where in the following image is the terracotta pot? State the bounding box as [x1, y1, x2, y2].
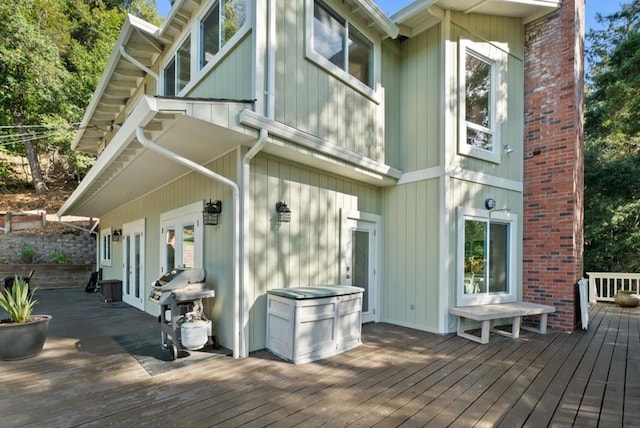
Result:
[0, 315, 51, 360]
[613, 291, 640, 308]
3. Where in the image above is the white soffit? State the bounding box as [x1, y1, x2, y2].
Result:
[394, 0, 561, 36]
[60, 97, 255, 218]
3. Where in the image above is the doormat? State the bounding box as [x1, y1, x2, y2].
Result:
[112, 332, 231, 376]
[100, 301, 129, 308]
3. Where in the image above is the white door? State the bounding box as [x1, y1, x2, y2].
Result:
[122, 219, 145, 310]
[160, 211, 202, 274]
[342, 211, 380, 324]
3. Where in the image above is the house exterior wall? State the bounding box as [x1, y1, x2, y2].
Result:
[247, 150, 380, 350]
[273, 0, 385, 164]
[382, 179, 441, 331]
[99, 150, 239, 347]
[382, 12, 527, 334]
[523, 0, 585, 331]
[187, 34, 254, 100]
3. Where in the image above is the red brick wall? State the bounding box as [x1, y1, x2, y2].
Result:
[523, 0, 585, 331]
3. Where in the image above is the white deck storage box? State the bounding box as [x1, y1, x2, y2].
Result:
[266, 286, 364, 364]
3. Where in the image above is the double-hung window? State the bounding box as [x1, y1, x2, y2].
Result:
[457, 207, 517, 306]
[308, 0, 374, 94]
[164, 36, 191, 96]
[200, 0, 246, 69]
[459, 39, 505, 163]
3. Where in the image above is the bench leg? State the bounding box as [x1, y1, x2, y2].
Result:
[456, 316, 490, 344]
[521, 313, 549, 334]
[491, 316, 521, 339]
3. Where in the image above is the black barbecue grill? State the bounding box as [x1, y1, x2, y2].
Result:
[149, 268, 217, 360]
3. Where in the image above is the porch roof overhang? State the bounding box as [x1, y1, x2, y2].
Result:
[393, 0, 561, 36]
[59, 96, 255, 218]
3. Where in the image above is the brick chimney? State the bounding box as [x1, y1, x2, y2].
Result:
[523, 0, 585, 331]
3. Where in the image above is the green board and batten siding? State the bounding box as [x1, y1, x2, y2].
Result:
[381, 14, 526, 334]
[274, 0, 385, 164]
[187, 34, 254, 100]
[248, 151, 380, 350]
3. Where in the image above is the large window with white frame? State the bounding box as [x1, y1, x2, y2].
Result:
[162, 0, 248, 97]
[457, 207, 517, 306]
[458, 39, 506, 164]
[306, 0, 376, 97]
[200, 0, 246, 69]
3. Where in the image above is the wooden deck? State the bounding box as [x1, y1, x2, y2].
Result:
[1, 289, 638, 427]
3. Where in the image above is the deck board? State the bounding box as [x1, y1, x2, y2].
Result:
[1, 289, 638, 427]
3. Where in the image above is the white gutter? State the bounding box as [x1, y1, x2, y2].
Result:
[120, 46, 159, 80]
[135, 127, 242, 359]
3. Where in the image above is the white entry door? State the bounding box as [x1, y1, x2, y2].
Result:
[342, 211, 380, 324]
[122, 219, 145, 310]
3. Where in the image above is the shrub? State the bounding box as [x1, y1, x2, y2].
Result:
[20, 244, 37, 264]
[0, 276, 37, 323]
[51, 249, 69, 264]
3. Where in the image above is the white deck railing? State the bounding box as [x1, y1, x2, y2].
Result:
[586, 272, 640, 303]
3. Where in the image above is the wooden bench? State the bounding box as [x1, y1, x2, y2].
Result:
[449, 302, 555, 344]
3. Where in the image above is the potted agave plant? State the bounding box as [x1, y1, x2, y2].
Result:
[0, 276, 51, 360]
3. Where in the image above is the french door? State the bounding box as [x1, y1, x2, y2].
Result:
[342, 211, 380, 324]
[160, 202, 204, 274]
[122, 219, 145, 310]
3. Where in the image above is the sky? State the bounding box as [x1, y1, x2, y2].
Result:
[156, 0, 625, 34]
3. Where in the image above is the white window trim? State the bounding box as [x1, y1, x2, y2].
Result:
[456, 206, 517, 307]
[304, 0, 382, 104]
[159, 0, 251, 97]
[458, 39, 505, 164]
[100, 227, 112, 267]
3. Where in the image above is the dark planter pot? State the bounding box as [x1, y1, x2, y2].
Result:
[0, 315, 51, 360]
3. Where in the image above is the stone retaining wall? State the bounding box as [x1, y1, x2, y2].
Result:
[0, 234, 96, 264]
[0, 264, 95, 289]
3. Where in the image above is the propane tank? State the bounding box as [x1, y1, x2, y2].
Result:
[181, 320, 208, 350]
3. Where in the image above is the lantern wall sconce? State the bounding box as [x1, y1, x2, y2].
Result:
[203, 199, 222, 226]
[111, 229, 122, 242]
[276, 201, 291, 223]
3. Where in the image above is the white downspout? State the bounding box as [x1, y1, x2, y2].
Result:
[135, 127, 242, 358]
[238, 0, 275, 357]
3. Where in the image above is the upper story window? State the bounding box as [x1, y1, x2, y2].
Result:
[200, 0, 246, 69]
[164, 36, 191, 96]
[312, 0, 372, 87]
[306, 0, 378, 100]
[458, 39, 505, 163]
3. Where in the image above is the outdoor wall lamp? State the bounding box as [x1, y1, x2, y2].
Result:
[503, 144, 513, 154]
[484, 198, 496, 210]
[111, 229, 122, 242]
[203, 199, 222, 226]
[276, 201, 291, 223]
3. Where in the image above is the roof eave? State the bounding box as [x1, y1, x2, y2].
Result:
[71, 15, 160, 153]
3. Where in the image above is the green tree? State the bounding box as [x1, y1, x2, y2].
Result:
[0, 0, 159, 193]
[584, 0, 640, 271]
